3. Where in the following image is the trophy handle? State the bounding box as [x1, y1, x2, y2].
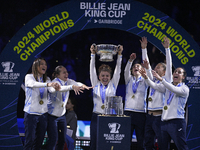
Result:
[111, 45, 120, 54]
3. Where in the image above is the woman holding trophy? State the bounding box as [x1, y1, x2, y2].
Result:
[89, 44, 123, 150]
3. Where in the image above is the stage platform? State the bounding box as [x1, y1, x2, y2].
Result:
[17, 118, 178, 150]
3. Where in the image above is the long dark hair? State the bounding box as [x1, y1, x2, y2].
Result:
[32, 58, 47, 82]
[174, 67, 187, 83]
[130, 63, 143, 76]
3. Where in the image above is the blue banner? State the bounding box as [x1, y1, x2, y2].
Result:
[0, 0, 199, 149]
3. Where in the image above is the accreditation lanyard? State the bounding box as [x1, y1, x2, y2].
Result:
[100, 84, 107, 104]
[39, 77, 45, 99]
[150, 79, 160, 96]
[132, 76, 142, 94]
[167, 83, 182, 105]
[56, 78, 68, 102]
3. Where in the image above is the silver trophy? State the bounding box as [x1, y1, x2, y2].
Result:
[104, 96, 124, 116]
[93, 44, 120, 62]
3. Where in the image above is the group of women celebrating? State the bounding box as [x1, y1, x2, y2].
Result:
[89, 36, 189, 150]
[23, 36, 189, 150]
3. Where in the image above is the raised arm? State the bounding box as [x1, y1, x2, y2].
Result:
[140, 37, 153, 80]
[112, 45, 123, 87]
[142, 59, 153, 81]
[90, 44, 98, 87]
[162, 37, 172, 82]
[124, 53, 135, 84]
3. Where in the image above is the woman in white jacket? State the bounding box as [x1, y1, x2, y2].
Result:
[141, 37, 172, 150]
[23, 58, 60, 150]
[47, 65, 92, 150]
[89, 44, 123, 150]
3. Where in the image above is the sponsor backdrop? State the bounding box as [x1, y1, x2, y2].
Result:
[0, 0, 200, 149]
